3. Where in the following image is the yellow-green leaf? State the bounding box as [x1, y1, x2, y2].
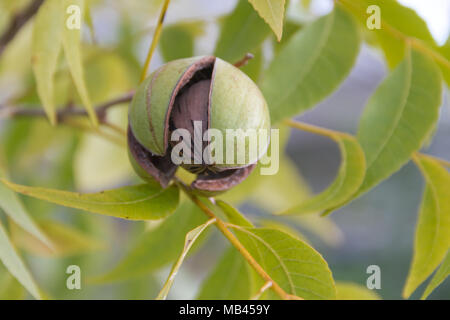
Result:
[197, 247, 252, 300]
[357, 49, 442, 196]
[0, 179, 180, 221]
[215, 0, 271, 63]
[0, 220, 42, 300]
[221, 156, 343, 246]
[216, 200, 253, 227]
[0, 273, 25, 300]
[336, 281, 381, 300]
[421, 250, 450, 299]
[160, 22, 205, 62]
[160, 24, 194, 62]
[10, 220, 105, 257]
[62, 0, 98, 126]
[92, 201, 207, 283]
[403, 155, 450, 298]
[231, 226, 336, 299]
[279, 131, 365, 215]
[31, 0, 64, 125]
[341, 0, 436, 69]
[248, 0, 286, 41]
[0, 169, 52, 249]
[156, 218, 215, 300]
[261, 6, 360, 124]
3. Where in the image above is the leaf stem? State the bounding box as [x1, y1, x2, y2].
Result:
[283, 119, 349, 139]
[250, 281, 272, 300]
[174, 178, 298, 300]
[233, 53, 254, 68]
[139, 0, 171, 83]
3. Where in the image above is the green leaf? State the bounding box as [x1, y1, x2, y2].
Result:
[221, 156, 344, 246]
[247, 0, 286, 41]
[156, 219, 215, 300]
[273, 20, 302, 53]
[231, 226, 336, 299]
[437, 36, 450, 86]
[280, 131, 365, 215]
[160, 23, 195, 62]
[218, 126, 294, 205]
[0, 220, 42, 300]
[214, 0, 271, 63]
[0, 179, 180, 221]
[243, 158, 312, 212]
[31, 0, 64, 125]
[10, 220, 105, 257]
[403, 155, 450, 298]
[336, 281, 381, 300]
[422, 250, 450, 299]
[259, 219, 309, 244]
[197, 247, 252, 300]
[342, 0, 436, 69]
[357, 49, 442, 196]
[216, 200, 253, 227]
[261, 6, 360, 124]
[0, 169, 52, 249]
[93, 201, 207, 283]
[62, 0, 98, 126]
[0, 273, 26, 300]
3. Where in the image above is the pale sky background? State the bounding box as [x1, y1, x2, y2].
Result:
[399, 0, 450, 45]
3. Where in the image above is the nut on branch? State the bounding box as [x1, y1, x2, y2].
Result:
[128, 56, 270, 195]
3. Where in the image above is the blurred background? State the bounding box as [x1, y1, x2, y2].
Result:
[0, 0, 449, 300]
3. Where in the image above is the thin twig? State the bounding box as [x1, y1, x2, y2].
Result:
[139, 0, 171, 82]
[174, 178, 301, 300]
[233, 53, 254, 68]
[0, 91, 134, 123]
[0, 0, 44, 58]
